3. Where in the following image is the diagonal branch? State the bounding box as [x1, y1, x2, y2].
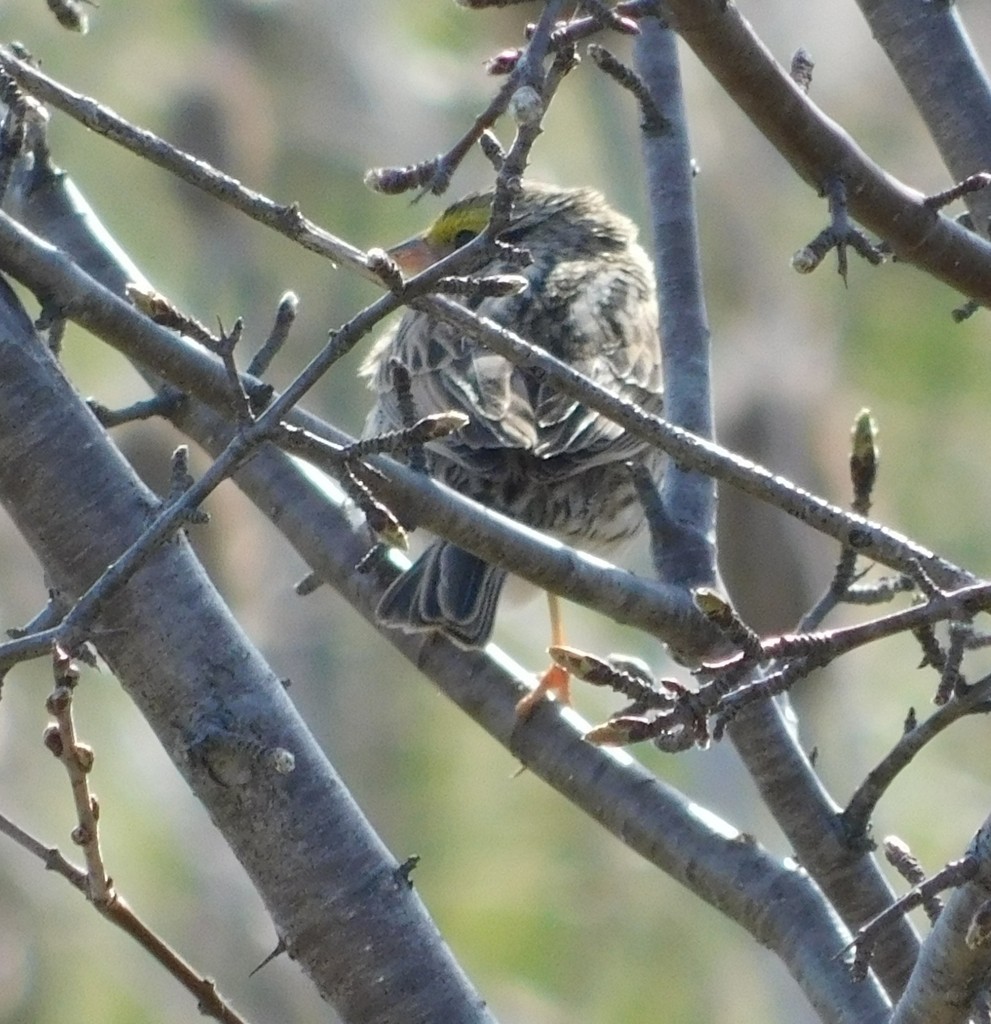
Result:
[0, 811, 252, 1024]
[0, 200, 972, 635]
[890, 820, 991, 1024]
[855, 0, 991, 234]
[0, 280, 500, 1024]
[177, 394, 893, 1024]
[660, 0, 991, 303]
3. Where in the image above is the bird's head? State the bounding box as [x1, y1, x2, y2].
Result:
[386, 184, 636, 275]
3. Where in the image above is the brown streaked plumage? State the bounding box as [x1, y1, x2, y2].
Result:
[362, 183, 662, 712]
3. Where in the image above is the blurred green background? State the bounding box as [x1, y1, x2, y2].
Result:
[3, 2, 991, 1022]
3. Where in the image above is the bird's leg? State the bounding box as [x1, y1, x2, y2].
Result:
[515, 592, 571, 719]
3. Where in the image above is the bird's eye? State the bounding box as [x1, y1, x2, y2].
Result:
[453, 229, 477, 248]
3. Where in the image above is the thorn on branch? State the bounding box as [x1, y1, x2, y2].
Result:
[394, 854, 421, 889]
[46, 315, 67, 356]
[35, 299, 66, 355]
[586, 43, 668, 136]
[790, 48, 814, 93]
[249, 937, 287, 977]
[215, 317, 255, 425]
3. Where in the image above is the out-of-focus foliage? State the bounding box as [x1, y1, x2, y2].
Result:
[3, 2, 991, 1023]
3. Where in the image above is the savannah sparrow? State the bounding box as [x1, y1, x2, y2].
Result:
[362, 182, 662, 711]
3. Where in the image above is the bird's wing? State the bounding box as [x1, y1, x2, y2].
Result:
[361, 304, 538, 452]
[528, 256, 661, 463]
[362, 255, 661, 467]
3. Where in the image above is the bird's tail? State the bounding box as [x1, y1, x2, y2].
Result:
[376, 541, 507, 649]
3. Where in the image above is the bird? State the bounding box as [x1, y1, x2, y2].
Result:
[361, 182, 662, 716]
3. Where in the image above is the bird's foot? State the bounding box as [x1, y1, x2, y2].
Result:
[515, 663, 571, 720]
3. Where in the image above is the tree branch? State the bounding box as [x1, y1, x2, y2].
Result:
[855, 0, 991, 234]
[634, 16, 720, 589]
[660, 0, 991, 303]
[0, 285, 497, 1024]
[890, 820, 991, 1024]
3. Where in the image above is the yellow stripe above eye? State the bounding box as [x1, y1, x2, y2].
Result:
[424, 197, 492, 247]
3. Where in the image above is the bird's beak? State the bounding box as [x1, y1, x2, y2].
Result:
[387, 236, 439, 276]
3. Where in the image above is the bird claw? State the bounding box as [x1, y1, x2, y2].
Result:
[515, 663, 572, 720]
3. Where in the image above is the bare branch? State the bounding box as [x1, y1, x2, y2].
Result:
[660, 0, 991, 303]
[0, 811, 252, 1024]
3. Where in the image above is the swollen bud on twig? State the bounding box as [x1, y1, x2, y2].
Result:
[850, 408, 879, 514]
[47, 0, 90, 33]
[364, 159, 444, 196]
[486, 49, 521, 76]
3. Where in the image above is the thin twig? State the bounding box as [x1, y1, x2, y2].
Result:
[841, 854, 980, 976]
[246, 291, 298, 378]
[0, 809, 251, 1024]
[842, 669, 991, 841]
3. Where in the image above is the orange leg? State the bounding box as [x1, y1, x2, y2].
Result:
[515, 592, 571, 719]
